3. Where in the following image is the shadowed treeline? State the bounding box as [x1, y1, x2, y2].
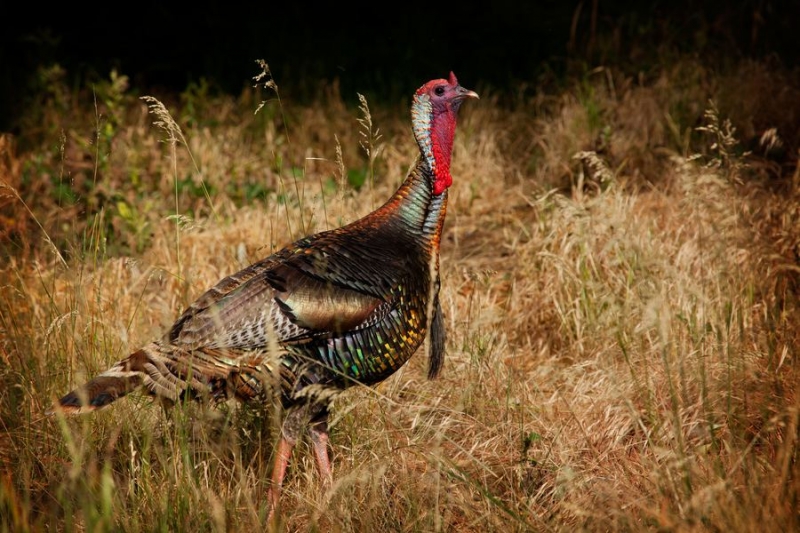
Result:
[2, 1, 798, 132]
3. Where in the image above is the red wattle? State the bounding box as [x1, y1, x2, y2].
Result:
[433, 173, 452, 195]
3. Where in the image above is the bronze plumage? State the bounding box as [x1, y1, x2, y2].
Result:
[52, 72, 478, 514]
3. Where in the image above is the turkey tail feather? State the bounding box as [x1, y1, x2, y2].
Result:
[50, 342, 261, 415]
[56, 373, 144, 414]
[52, 348, 152, 414]
[51, 343, 203, 415]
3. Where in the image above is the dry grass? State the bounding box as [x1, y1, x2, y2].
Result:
[1, 57, 799, 532]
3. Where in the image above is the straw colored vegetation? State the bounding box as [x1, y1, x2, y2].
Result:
[1, 58, 799, 532]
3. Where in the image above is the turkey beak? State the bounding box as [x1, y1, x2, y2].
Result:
[456, 86, 480, 100]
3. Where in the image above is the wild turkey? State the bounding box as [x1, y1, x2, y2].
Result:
[51, 72, 478, 511]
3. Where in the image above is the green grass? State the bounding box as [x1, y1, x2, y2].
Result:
[1, 56, 799, 532]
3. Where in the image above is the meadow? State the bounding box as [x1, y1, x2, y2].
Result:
[1, 57, 799, 531]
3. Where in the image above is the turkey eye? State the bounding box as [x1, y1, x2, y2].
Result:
[434, 86, 445, 96]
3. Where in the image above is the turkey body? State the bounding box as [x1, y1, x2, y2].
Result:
[52, 72, 478, 513]
[151, 165, 446, 408]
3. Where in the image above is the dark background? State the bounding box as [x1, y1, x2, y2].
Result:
[2, 1, 798, 132]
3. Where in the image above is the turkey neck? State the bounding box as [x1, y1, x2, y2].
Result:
[356, 88, 459, 253]
[364, 159, 448, 253]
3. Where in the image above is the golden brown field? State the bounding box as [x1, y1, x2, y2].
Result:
[1, 58, 799, 531]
